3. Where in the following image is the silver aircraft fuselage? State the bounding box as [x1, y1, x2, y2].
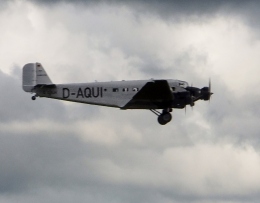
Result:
[34, 79, 188, 109]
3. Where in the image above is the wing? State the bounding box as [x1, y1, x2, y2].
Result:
[122, 80, 173, 109]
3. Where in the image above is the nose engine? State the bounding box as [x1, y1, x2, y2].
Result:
[186, 80, 213, 103]
[200, 87, 213, 100]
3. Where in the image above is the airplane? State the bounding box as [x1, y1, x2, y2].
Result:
[22, 62, 213, 125]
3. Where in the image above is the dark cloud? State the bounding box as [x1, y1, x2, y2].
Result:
[0, 1, 9, 11]
[27, 0, 260, 19]
[0, 131, 94, 193]
[25, 0, 260, 36]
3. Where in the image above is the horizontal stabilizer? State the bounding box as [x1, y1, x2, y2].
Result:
[35, 84, 56, 88]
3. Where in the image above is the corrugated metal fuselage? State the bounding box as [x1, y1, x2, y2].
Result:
[34, 79, 188, 109]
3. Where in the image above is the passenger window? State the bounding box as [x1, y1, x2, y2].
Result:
[123, 88, 129, 92]
[133, 88, 139, 91]
[113, 88, 119, 92]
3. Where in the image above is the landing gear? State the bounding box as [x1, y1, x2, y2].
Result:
[158, 112, 172, 125]
[150, 108, 172, 125]
[31, 95, 37, 100]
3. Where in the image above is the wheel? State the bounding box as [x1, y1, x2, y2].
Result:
[32, 96, 36, 100]
[162, 112, 172, 122]
[158, 113, 172, 125]
[158, 115, 167, 125]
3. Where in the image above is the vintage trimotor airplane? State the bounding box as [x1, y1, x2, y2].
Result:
[22, 63, 213, 125]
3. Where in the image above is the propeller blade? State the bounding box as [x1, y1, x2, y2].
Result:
[209, 78, 212, 102]
[209, 78, 211, 93]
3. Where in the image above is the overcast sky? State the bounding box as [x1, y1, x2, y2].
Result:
[1, 0, 260, 203]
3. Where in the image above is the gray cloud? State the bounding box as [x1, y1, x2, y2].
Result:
[0, 68, 65, 122]
[25, 0, 260, 40]
[0, 67, 99, 123]
[1, 129, 260, 203]
[26, 0, 260, 23]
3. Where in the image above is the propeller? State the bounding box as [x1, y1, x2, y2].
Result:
[209, 78, 211, 92]
[208, 78, 213, 101]
[200, 79, 213, 101]
[209, 78, 212, 102]
[186, 79, 213, 102]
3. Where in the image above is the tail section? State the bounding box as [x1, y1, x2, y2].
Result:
[22, 63, 53, 92]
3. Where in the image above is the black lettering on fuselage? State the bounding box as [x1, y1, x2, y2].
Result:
[84, 87, 92, 98]
[76, 88, 84, 98]
[63, 88, 70, 98]
[77, 87, 103, 99]
[92, 87, 99, 98]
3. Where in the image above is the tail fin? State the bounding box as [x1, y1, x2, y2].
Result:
[22, 62, 53, 92]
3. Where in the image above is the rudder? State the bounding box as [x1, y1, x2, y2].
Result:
[22, 62, 53, 92]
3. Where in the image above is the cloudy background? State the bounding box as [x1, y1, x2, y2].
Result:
[1, 0, 260, 202]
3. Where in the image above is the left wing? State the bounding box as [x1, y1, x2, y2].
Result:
[122, 80, 173, 109]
